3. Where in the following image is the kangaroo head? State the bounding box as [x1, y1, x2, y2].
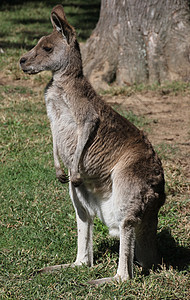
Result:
[20, 5, 81, 75]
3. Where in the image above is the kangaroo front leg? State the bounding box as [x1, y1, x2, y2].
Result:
[51, 123, 69, 184]
[70, 115, 99, 186]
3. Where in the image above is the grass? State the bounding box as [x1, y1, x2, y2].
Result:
[0, 1, 190, 299]
[101, 81, 190, 97]
[112, 104, 151, 130]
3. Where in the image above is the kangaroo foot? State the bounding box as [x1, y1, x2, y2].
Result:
[88, 274, 127, 285]
[37, 263, 74, 274]
[88, 277, 115, 285]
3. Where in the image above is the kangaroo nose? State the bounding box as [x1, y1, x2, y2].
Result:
[20, 57, 27, 64]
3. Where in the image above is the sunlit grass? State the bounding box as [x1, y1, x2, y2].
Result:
[101, 81, 190, 98]
[0, 0, 189, 299]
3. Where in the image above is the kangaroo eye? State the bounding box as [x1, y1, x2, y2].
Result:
[43, 46, 53, 52]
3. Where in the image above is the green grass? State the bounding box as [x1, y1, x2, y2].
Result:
[0, 0, 100, 50]
[0, 1, 190, 299]
[112, 104, 150, 130]
[101, 81, 190, 97]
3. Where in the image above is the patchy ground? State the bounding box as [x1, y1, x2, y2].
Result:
[105, 91, 190, 182]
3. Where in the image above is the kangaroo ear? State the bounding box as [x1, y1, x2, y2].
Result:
[51, 5, 75, 44]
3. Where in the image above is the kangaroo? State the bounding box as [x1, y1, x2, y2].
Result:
[20, 5, 165, 285]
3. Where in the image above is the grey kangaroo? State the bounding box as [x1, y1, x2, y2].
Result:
[20, 5, 165, 285]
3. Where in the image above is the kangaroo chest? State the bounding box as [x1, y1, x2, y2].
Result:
[45, 86, 77, 167]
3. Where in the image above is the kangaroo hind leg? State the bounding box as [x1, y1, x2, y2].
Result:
[135, 211, 161, 271]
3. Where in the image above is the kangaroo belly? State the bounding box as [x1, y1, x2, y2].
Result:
[95, 197, 120, 238]
[74, 183, 120, 238]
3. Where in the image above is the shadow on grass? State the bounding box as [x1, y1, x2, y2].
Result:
[94, 238, 119, 263]
[0, 1, 100, 50]
[94, 229, 190, 272]
[158, 228, 190, 271]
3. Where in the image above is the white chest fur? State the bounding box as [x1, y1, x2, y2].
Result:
[45, 86, 66, 122]
[44, 84, 77, 167]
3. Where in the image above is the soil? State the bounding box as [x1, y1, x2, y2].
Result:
[104, 91, 190, 182]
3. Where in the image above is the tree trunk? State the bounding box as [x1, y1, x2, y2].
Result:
[81, 0, 190, 89]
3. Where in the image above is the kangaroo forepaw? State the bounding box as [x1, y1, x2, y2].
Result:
[70, 173, 82, 187]
[56, 169, 69, 184]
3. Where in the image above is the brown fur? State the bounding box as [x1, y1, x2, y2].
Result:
[20, 5, 165, 285]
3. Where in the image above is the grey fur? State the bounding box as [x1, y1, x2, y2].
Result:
[20, 5, 165, 285]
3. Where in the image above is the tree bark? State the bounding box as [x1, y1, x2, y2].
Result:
[81, 0, 190, 89]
